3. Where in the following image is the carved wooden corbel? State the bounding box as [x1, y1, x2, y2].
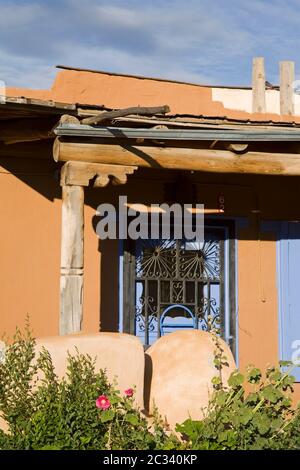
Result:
[60, 161, 137, 187]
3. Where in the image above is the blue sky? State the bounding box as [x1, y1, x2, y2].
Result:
[1, 0, 300, 89]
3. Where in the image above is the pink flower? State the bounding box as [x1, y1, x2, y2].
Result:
[96, 395, 111, 410]
[124, 388, 134, 398]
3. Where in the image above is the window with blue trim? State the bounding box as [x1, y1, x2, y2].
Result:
[122, 221, 236, 353]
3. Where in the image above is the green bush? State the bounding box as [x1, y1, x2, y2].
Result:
[0, 326, 177, 450]
[2, 326, 300, 450]
[176, 362, 300, 450]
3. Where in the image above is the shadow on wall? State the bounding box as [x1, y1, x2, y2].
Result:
[144, 352, 153, 412]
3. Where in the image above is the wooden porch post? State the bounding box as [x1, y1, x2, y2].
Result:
[252, 57, 266, 113]
[58, 161, 137, 335]
[280, 61, 295, 115]
[60, 183, 84, 335]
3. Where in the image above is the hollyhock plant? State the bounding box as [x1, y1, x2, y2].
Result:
[96, 395, 111, 410]
[124, 388, 134, 398]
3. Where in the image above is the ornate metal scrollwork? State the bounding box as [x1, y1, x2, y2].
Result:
[135, 295, 158, 334]
[136, 239, 176, 279]
[196, 297, 221, 334]
[133, 234, 224, 345]
[179, 240, 220, 280]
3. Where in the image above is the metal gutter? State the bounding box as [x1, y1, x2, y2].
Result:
[55, 123, 300, 142]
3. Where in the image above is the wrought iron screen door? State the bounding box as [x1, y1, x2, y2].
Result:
[122, 222, 236, 353]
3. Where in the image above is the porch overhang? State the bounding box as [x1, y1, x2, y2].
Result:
[52, 115, 300, 336]
[54, 122, 300, 176]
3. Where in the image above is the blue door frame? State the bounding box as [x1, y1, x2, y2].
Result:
[277, 222, 300, 381]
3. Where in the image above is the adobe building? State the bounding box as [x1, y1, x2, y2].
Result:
[1, 58, 300, 397]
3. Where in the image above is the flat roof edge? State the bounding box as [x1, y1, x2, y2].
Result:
[56, 65, 259, 90]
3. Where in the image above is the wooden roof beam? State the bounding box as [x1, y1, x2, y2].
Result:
[53, 138, 300, 176]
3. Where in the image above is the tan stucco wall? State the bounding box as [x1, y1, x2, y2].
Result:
[0, 158, 102, 338]
[35, 333, 145, 409]
[146, 330, 236, 427]
[6, 68, 300, 123]
[0, 159, 60, 337]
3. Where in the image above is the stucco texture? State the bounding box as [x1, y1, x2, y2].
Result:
[35, 332, 145, 409]
[145, 330, 236, 427]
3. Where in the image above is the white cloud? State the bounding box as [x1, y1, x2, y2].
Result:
[0, 1, 44, 29]
[56, 41, 213, 84]
[0, 47, 55, 89]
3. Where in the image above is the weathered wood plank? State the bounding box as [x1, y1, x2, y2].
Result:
[60, 275, 83, 335]
[81, 105, 170, 125]
[53, 138, 300, 176]
[60, 184, 84, 335]
[280, 61, 295, 115]
[61, 185, 84, 269]
[252, 57, 266, 113]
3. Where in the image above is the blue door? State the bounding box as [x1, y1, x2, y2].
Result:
[278, 222, 300, 381]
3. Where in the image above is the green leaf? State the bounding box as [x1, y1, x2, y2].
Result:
[239, 408, 253, 426]
[215, 392, 227, 406]
[176, 419, 203, 442]
[214, 358, 221, 368]
[253, 415, 271, 436]
[212, 376, 222, 386]
[80, 436, 92, 445]
[228, 371, 244, 388]
[245, 392, 260, 405]
[281, 397, 292, 407]
[218, 430, 237, 447]
[268, 369, 282, 382]
[262, 385, 282, 403]
[109, 396, 119, 405]
[250, 436, 269, 450]
[100, 409, 115, 423]
[270, 417, 283, 431]
[124, 413, 139, 426]
[282, 374, 295, 387]
[247, 367, 262, 384]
